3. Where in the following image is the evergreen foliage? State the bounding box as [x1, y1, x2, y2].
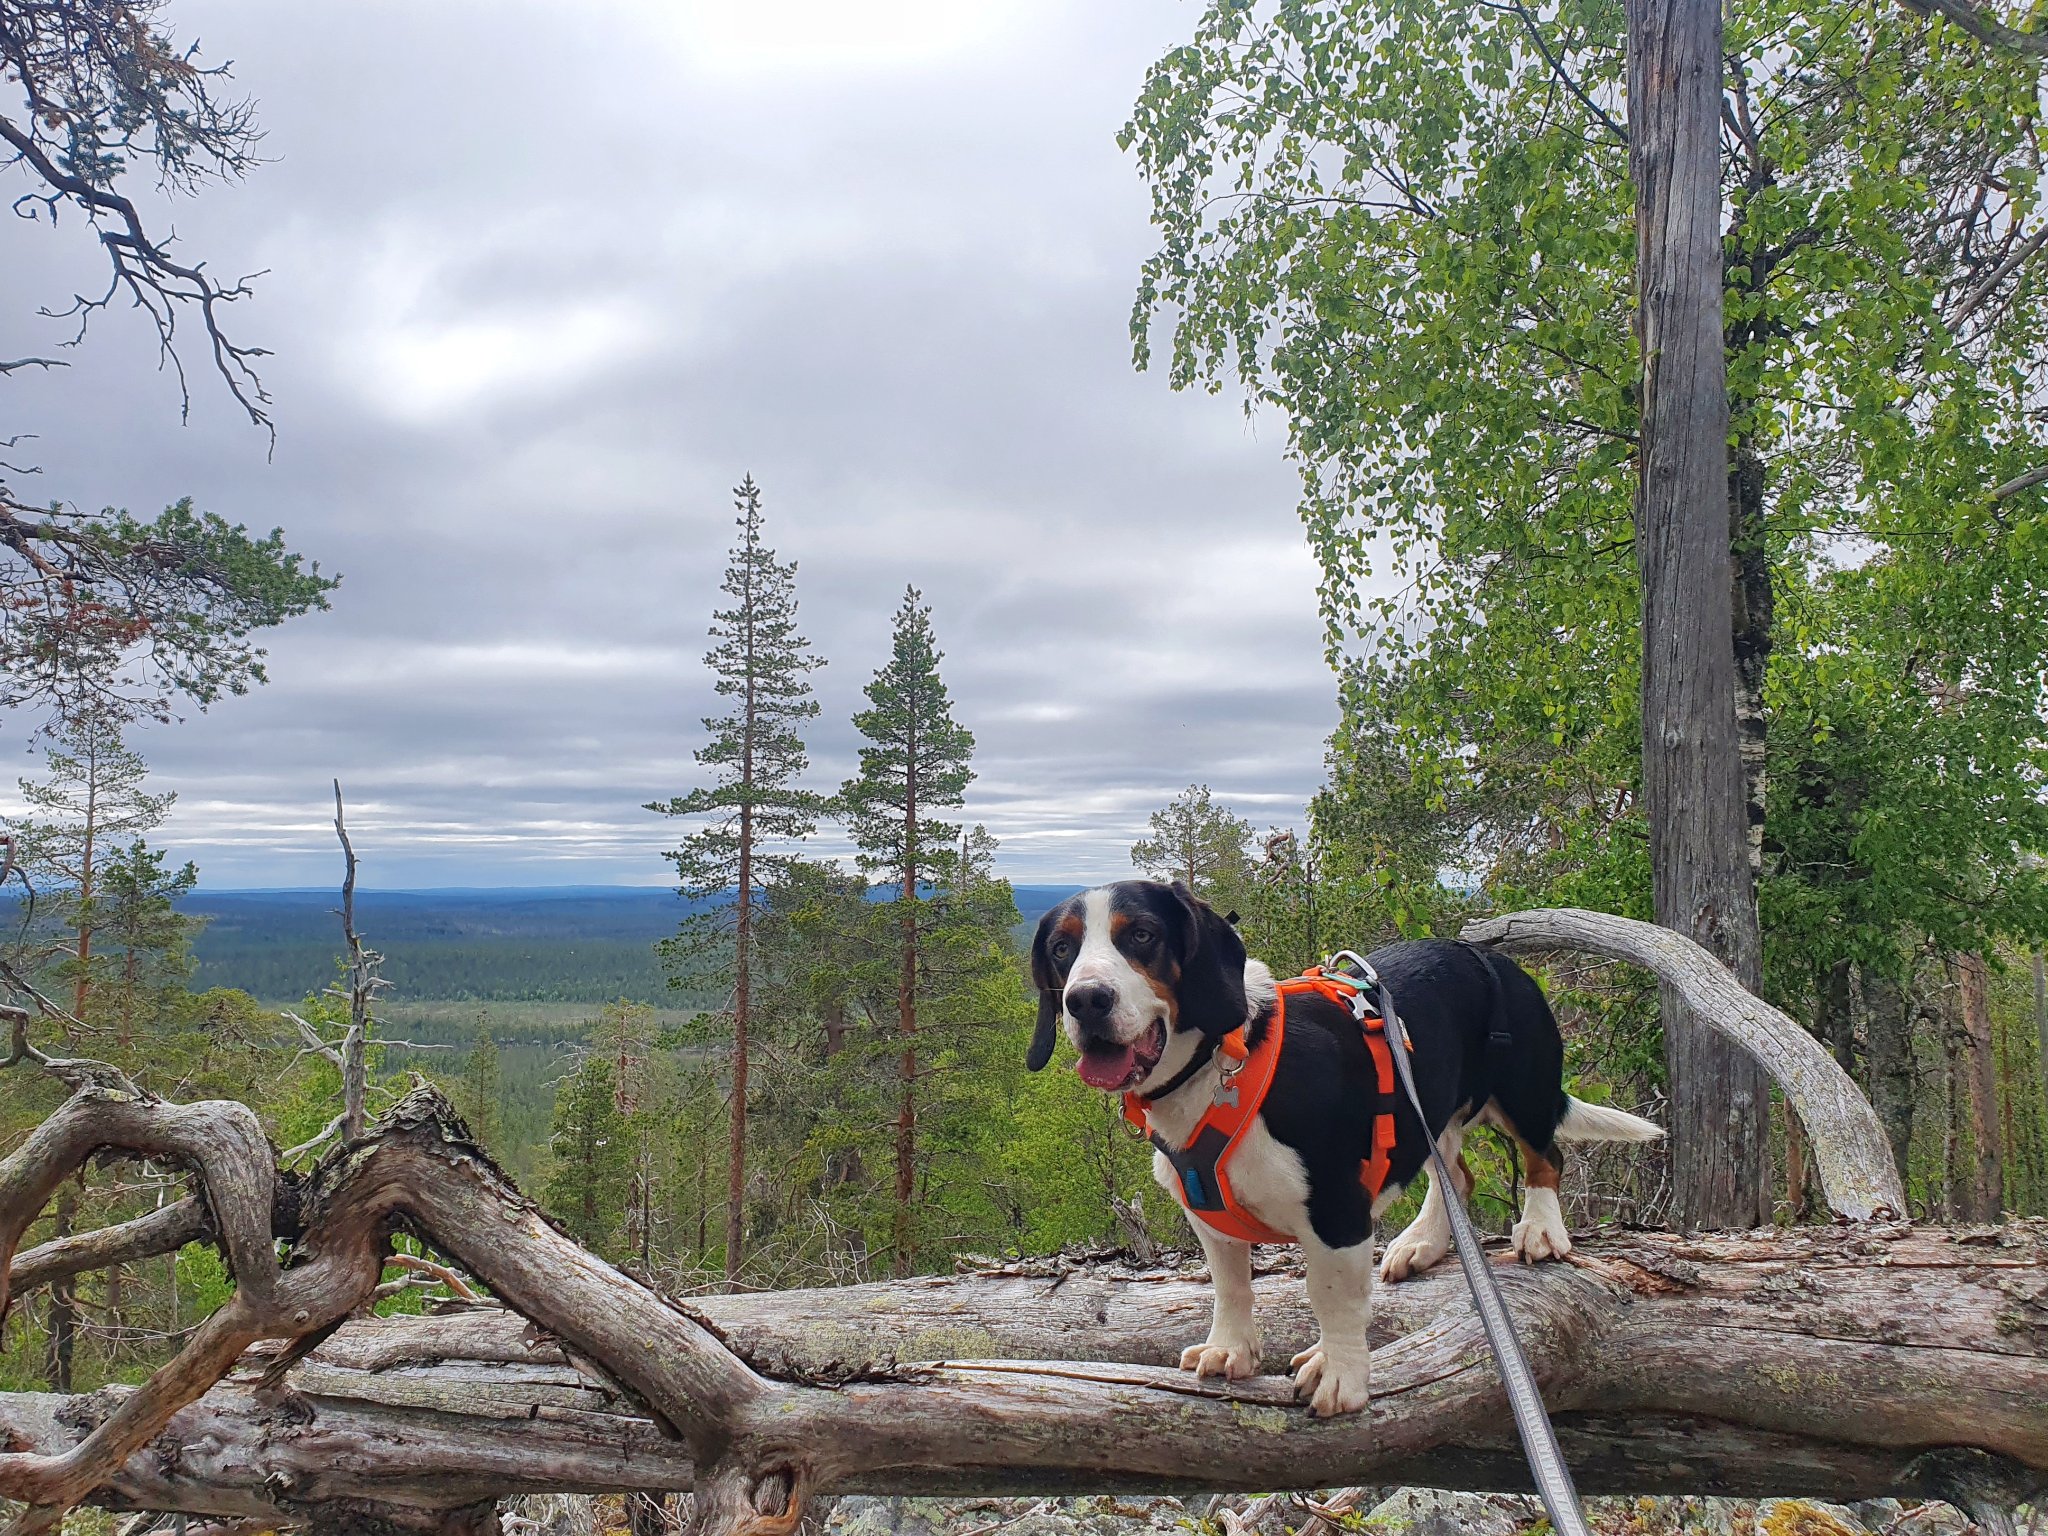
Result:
[840, 587, 979, 1274]
[458, 1014, 504, 1154]
[1129, 784, 1254, 904]
[544, 1055, 631, 1257]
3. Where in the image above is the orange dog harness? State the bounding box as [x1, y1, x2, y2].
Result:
[1123, 967, 1404, 1245]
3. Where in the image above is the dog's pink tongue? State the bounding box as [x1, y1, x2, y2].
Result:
[1076, 1046, 1136, 1089]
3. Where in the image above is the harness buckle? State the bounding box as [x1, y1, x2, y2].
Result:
[1323, 950, 1380, 989]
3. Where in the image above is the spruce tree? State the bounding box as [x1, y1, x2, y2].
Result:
[96, 838, 199, 1049]
[460, 1013, 503, 1153]
[545, 1056, 630, 1256]
[647, 476, 824, 1282]
[840, 586, 975, 1275]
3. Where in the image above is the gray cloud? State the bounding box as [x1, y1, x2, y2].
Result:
[1, 0, 1348, 888]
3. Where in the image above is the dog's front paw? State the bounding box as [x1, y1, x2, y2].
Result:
[1289, 1341, 1371, 1417]
[1378, 1227, 1448, 1282]
[1179, 1332, 1261, 1380]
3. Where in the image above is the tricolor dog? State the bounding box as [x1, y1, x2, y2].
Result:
[1025, 880, 1662, 1417]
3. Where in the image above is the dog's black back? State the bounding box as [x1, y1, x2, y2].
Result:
[1258, 940, 1567, 1249]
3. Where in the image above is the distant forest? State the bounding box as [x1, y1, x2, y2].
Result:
[166, 885, 1081, 1012]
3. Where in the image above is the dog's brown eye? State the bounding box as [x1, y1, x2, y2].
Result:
[1050, 937, 1074, 961]
[1129, 926, 1155, 946]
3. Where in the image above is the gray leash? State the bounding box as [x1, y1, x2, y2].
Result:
[1326, 951, 1591, 1536]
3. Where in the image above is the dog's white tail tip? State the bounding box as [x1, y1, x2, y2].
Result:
[1557, 1095, 1665, 1143]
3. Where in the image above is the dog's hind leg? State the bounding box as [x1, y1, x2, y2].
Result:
[1508, 1134, 1573, 1262]
[1378, 1117, 1470, 1282]
[1178, 1217, 1261, 1380]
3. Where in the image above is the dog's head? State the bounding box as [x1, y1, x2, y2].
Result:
[1025, 879, 1248, 1092]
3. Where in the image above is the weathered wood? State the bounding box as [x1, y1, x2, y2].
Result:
[1627, 0, 1773, 1231]
[9, 1199, 206, 1299]
[4, 1072, 2034, 1535]
[2, 1226, 2043, 1522]
[1462, 908, 1907, 1220]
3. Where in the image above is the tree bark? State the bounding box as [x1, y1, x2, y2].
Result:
[1956, 952, 2004, 1221]
[2036, 949, 2048, 1154]
[1818, 958, 1855, 1074]
[1626, 0, 1772, 1232]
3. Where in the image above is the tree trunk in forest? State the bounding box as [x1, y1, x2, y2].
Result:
[71, 789, 97, 1029]
[731, 798, 752, 1285]
[1818, 958, 1855, 1074]
[1729, 446, 1770, 884]
[1784, 1110, 1808, 1222]
[1957, 952, 2003, 1220]
[42, 1188, 76, 1395]
[1941, 1003, 1962, 1222]
[2036, 949, 2048, 1148]
[1863, 967, 1916, 1188]
[896, 736, 919, 1280]
[1626, 0, 1771, 1232]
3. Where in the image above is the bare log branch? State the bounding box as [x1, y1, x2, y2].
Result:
[9, 1198, 206, 1298]
[1462, 907, 1907, 1220]
[384, 1251, 482, 1303]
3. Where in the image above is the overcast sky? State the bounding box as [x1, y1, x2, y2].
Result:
[2, 0, 1342, 890]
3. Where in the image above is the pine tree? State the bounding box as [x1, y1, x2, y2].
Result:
[544, 1056, 630, 1256]
[12, 705, 176, 1032]
[1129, 784, 1253, 903]
[840, 586, 975, 1275]
[648, 476, 824, 1283]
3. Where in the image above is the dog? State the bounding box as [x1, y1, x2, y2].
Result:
[1025, 879, 1662, 1417]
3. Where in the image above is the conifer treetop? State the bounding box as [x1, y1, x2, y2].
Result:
[648, 476, 826, 900]
[841, 586, 976, 881]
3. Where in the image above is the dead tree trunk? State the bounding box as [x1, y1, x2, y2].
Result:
[1626, 0, 1773, 1233]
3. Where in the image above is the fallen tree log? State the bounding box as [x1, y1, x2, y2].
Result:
[2, 1224, 2045, 1528]
[0, 976, 2035, 1536]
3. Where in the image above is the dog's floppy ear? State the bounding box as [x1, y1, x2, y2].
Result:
[1025, 906, 1063, 1071]
[1166, 880, 1248, 1040]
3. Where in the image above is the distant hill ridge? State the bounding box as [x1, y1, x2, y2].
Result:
[173, 884, 1084, 1005]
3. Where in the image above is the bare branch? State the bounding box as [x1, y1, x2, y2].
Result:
[384, 1250, 481, 1303]
[1899, 0, 2048, 55]
[9, 1198, 206, 1298]
[1462, 907, 1906, 1219]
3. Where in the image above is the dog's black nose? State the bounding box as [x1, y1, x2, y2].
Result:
[1064, 980, 1116, 1030]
